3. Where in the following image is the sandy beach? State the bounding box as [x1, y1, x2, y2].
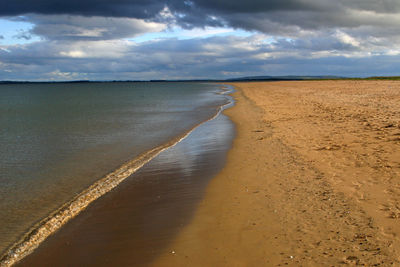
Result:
[152, 81, 400, 266]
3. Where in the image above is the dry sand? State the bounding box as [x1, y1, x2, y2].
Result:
[152, 81, 400, 266]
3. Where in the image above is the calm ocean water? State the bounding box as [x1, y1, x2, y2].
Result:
[0, 82, 230, 256]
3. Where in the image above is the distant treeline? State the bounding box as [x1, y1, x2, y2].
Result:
[353, 76, 400, 80]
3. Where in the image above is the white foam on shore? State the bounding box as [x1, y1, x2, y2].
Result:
[0, 84, 234, 267]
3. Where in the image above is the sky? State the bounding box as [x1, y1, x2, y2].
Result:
[1, 0, 400, 81]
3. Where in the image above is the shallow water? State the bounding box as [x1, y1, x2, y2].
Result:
[17, 90, 235, 266]
[0, 82, 229, 256]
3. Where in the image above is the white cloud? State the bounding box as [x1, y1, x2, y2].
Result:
[47, 69, 82, 80]
[59, 50, 86, 58]
[335, 30, 360, 48]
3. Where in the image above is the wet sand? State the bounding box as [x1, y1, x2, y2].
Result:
[16, 109, 234, 266]
[152, 81, 400, 266]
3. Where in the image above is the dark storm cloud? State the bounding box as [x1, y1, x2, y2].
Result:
[22, 15, 165, 40]
[0, 0, 165, 19]
[2, 0, 400, 33]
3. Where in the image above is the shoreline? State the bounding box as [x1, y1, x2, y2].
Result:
[15, 86, 235, 266]
[1, 85, 234, 267]
[152, 81, 400, 266]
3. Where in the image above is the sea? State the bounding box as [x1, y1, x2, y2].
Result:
[0, 82, 234, 264]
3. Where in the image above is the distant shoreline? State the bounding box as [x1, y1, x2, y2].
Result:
[1, 75, 400, 84]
